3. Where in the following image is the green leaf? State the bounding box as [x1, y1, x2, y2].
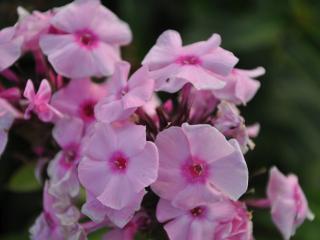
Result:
[7, 164, 40, 192]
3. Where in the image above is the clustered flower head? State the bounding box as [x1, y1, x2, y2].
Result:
[0, 0, 314, 239]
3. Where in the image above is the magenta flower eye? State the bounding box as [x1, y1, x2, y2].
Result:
[79, 99, 96, 121]
[113, 155, 128, 170]
[63, 149, 77, 164]
[76, 30, 98, 48]
[190, 206, 205, 217]
[176, 55, 201, 65]
[181, 158, 209, 183]
[190, 163, 205, 176]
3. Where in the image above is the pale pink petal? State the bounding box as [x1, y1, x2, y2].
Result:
[237, 66, 265, 78]
[172, 184, 222, 208]
[53, 117, 84, 148]
[156, 199, 187, 223]
[95, 20, 132, 45]
[108, 61, 130, 94]
[235, 75, 261, 105]
[47, 42, 98, 78]
[83, 123, 116, 161]
[78, 157, 109, 196]
[175, 66, 225, 90]
[151, 168, 186, 200]
[271, 198, 296, 240]
[126, 142, 159, 192]
[97, 176, 138, 210]
[40, 34, 75, 55]
[37, 79, 52, 102]
[152, 64, 187, 93]
[94, 99, 130, 123]
[0, 27, 22, 71]
[114, 124, 147, 157]
[51, 0, 100, 32]
[142, 30, 181, 70]
[183, 33, 221, 56]
[267, 167, 293, 201]
[0, 131, 8, 156]
[23, 80, 36, 100]
[182, 123, 235, 163]
[123, 66, 154, 109]
[91, 42, 120, 76]
[155, 126, 190, 167]
[104, 190, 145, 227]
[164, 215, 191, 240]
[201, 48, 238, 76]
[208, 139, 248, 200]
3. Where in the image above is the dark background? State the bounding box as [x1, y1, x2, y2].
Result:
[0, 0, 319, 239]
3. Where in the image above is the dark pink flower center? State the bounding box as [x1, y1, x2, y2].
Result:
[76, 30, 99, 48]
[182, 157, 209, 183]
[110, 152, 129, 173]
[190, 206, 206, 218]
[176, 55, 201, 65]
[79, 99, 97, 122]
[190, 163, 204, 176]
[64, 149, 77, 163]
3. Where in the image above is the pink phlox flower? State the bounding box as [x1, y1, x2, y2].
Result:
[0, 98, 21, 157]
[102, 211, 150, 240]
[0, 26, 23, 71]
[23, 79, 61, 122]
[48, 117, 85, 197]
[15, 7, 53, 52]
[78, 122, 158, 210]
[142, 30, 238, 93]
[214, 101, 257, 153]
[213, 67, 265, 105]
[51, 78, 107, 124]
[39, 0, 132, 78]
[82, 190, 145, 228]
[151, 123, 248, 209]
[95, 61, 155, 123]
[213, 200, 253, 240]
[267, 167, 314, 240]
[30, 181, 85, 240]
[156, 198, 238, 240]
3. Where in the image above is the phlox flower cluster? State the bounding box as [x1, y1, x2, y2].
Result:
[0, 0, 313, 239]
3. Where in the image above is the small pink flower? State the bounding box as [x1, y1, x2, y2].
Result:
[214, 101, 256, 152]
[40, 0, 132, 78]
[213, 67, 265, 105]
[213, 201, 253, 240]
[95, 62, 155, 123]
[23, 79, 60, 122]
[142, 30, 238, 93]
[157, 198, 239, 240]
[0, 26, 23, 71]
[152, 123, 248, 208]
[102, 212, 150, 240]
[30, 182, 85, 240]
[82, 191, 145, 228]
[48, 117, 84, 197]
[78, 123, 158, 210]
[267, 167, 314, 240]
[51, 78, 107, 124]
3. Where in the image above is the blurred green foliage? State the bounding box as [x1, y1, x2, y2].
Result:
[0, 0, 319, 239]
